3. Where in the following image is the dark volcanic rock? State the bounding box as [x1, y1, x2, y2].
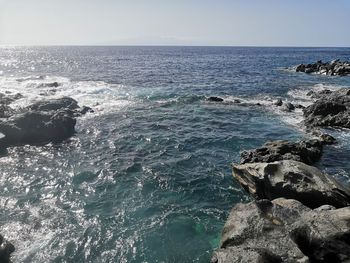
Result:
[28, 97, 79, 112]
[303, 88, 350, 129]
[240, 139, 323, 165]
[80, 106, 94, 115]
[274, 98, 283, 106]
[212, 198, 350, 263]
[0, 93, 22, 118]
[0, 234, 15, 263]
[0, 110, 76, 146]
[207, 96, 224, 102]
[38, 81, 60, 88]
[282, 102, 295, 112]
[318, 133, 337, 145]
[232, 160, 350, 209]
[295, 60, 350, 76]
[0, 97, 95, 150]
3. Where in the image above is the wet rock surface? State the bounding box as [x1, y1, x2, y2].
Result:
[295, 60, 350, 76]
[0, 97, 93, 151]
[212, 198, 350, 263]
[207, 96, 224, 102]
[0, 234, 15, 263]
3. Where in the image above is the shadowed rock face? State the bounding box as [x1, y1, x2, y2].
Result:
[0, 97, 93, 151]
[295, 60, 350, 76]
[0, 93, 22, 118]
[240, 140, 323, 165]
[0, 110, 76, 146]
[207, 96, 224, 102]
[303, 88, 350, 129]
[232, 160, 350, 209]
[0, 234, 15, 263]
[212, 199, 350, 263]
[27, 97, 79, 112]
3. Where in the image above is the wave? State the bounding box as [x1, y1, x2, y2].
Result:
[0, 75, 133, 116]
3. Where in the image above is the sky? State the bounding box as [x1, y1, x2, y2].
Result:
[0, 0, 350, 46]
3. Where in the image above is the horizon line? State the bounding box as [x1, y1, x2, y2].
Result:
[0, 44, 349, 48]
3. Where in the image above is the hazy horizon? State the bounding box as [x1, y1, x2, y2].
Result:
[1, 0, 350, 47]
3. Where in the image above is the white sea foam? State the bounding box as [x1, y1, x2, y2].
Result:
[0, 75, 133, 116]
[287, 83, 348, 103]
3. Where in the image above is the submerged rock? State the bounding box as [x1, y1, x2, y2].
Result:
[232, 160, 350, 209]
[0, 234, 15, 263]
[207, 96, 224, 102]
[212, 198, 350, 263]
[240, 139, 323, 165]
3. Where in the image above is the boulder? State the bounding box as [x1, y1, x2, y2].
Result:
[318, 133, 337, 145]
[80, 106, 94, 115]
[208, 96, 224, 102]
[212, 198, 350, 263]
[274, 99, 283, 106]
[0, 234, 15, 263]
[0, 110, 76, 146]
[282, 102, 295, 112]
[232, 160, 350, 209]
[240, 139, 323, 165]
[303, 89, 350, 129]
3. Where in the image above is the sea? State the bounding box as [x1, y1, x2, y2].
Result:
[0, 46, 349, 262]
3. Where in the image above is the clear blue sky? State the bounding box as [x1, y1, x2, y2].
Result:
[1, 0, 349, 46]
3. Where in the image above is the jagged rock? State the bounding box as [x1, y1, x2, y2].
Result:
[283, 102, 295, 112]
[240, 139, 323, 165]
[274, 99, 283, 106]
[0, 104, 13, 118]
[212, 198, 350, 263]
[0, 234, 15, 263]
[294, 60, 350, 76]
[0, 93, 22, 118]
[80, 106, 94, 115]
[232, 160, 350, 208]
[0, 97, 95, 150]
[294, 104, 305, 109]
[207, 96, 224, 102]
[38, 82, 60, 88]
[319, 133, 337, 145]
[0, 93, 23, 105]
[28, 97, 79, 112]
[0, 110, 76, 146]
[303, 88, 350, 129]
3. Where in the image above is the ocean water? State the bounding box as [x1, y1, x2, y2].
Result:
[0, 46, 350, 262]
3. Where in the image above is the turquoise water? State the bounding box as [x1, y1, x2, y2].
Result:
[0, 46, 349, 262]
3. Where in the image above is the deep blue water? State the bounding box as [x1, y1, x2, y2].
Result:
[0, 46, 349, 262]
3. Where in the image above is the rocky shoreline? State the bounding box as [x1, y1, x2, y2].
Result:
[0, 92, 93, 262]
[294, 60, 350, 76]
[212, 87, 350, 261]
